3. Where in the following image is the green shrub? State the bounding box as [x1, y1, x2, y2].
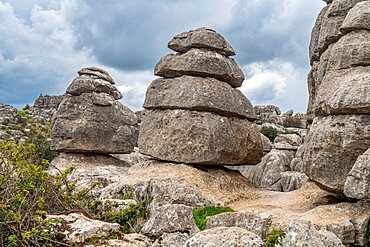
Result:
[0, 140, 77, 246]
[264, 228, 286, 247]
[193, 206, 234, 231]
[27, 123, 57, 163]
[261, 126, 278, 142]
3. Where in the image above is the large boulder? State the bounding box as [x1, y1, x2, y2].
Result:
[303, 115, 370, 193]
[51, 67, 138, 154]
[340, 1, 370, 33]
[139, 109, 262, 165]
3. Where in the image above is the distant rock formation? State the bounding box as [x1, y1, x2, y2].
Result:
[51, 67, 138, 154]
[304, 0, 370, 194]
[138, 27, 263, 165]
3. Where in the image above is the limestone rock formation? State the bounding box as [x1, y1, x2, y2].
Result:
[185, 227, 264, 247]
[51, 67, 138, 154]
[344, 148, 370, 200]
[304, 0, 370, 193]
[46, 213, 120, 244]
[282, 219, 345, 247]
[139, 28, 263, 165]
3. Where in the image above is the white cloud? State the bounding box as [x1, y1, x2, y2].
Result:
[240, 59, 308, 113]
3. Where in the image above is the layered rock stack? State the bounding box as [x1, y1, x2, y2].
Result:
[138, 28, 263, 165]
[51, 67, 138, 154]
[304, 0, 370, 194]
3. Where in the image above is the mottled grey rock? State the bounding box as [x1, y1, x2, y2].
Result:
[341, 1, 370, 33]
[86, 234, 151, 247]
[283, 219, 345, 247]
[67, 75, 122, 100]
[138, 109, 263, 165]
[143, 75, 256, 119]
[206, 211, 272, 239]
[142, 204, 198, 236]
[156, 232, 191, 247]
[326, 30, 370, 71]
[303, 115, 370, 193]
[100, 160, 258, 210]
[273, 133, 302, 150]
[46, 213, 120, 244]
[317, 0, 365, 55]
[310, 5, 329, 64]
[78, 67, 115, 84]
[51, 93, 138, 154]
[254, 105, 281, 115]
[50, 153, 130, 194]
[280, 171, 309, 192]
[168, 27, 235, 56]
[344, 148, 370, 200]
[314, 67, 370, 115]
[185, 227, 264, 247]
[260, 134, 272, 153]
[154, 49, 244, 88]
[237, 149, 294, 191]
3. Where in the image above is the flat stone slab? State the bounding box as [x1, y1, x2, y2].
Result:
[154, 49, 244, 88]
[168, 27, 235, 56]
[143, 75, 256, 120]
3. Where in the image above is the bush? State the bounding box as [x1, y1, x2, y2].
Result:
[0, 141, 77, 246]
[264, 228, 286, 247]
[261, 126, 278, 142]
[193, 206, 234, 231]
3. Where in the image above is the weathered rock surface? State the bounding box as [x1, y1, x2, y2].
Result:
[280, 171, 309, 192]
[142, 204, 198, 236]
[326, 30, 370, 71]
[236, 149, 294, 191]
[304, 115, 370, 193]
[46, 213, 120, 244]
[86, 234, 152, 247]
[344, 148, 370, 200]
[273, 133, 302, 150]
[340, 1, 370, 33]
[52, 93, 138, 154]
[154, 48, 244, 87]
[168, 27, 235, 56]
[282, 219, 345, 247]
[156, 232, 191, 247]
[50, 153, 130, 193]
[78, 67, 115, 84]
[185, 227, 264, 247]
[67, 75, 122, 100]
[100, 160, 260, 209]
[314, 67, 370, 115]
[143, 75, 256, 119]
[206, 211, 272, 239]
[138, 109, 262, 165]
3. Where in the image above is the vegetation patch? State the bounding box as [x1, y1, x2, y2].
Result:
[264, 228, 286, 247]
[192, 206, 234, 231]
[261, 126, 278, 142]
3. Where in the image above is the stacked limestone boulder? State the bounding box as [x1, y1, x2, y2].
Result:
[51, 67, 138, 154]
[304, 0, 370, 194]
[138, 28, 263, 165]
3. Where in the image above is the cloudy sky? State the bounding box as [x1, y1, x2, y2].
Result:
[0, 0, 325, 113]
